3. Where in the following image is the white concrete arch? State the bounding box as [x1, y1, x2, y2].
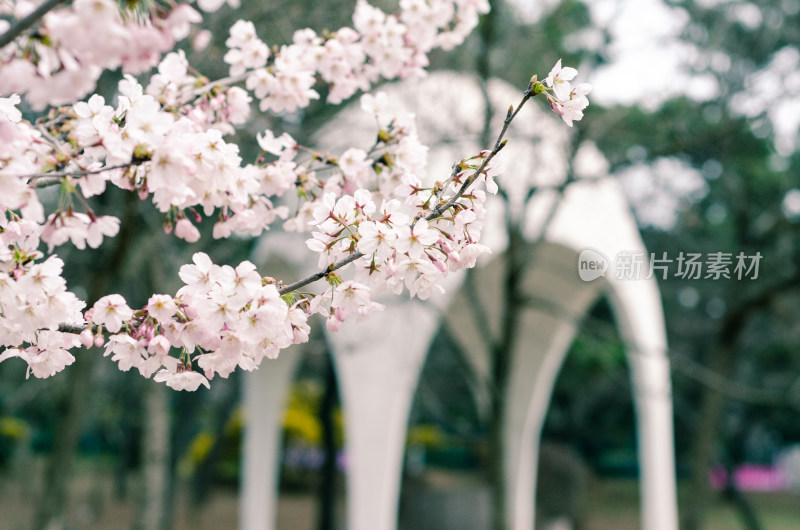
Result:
[444, 237, 678, 530]
[605, 272, 678, 530]
[240, 251, 308, 530]
[240, 71, 678, 530]
[326, 299, 441, 530]
[240, 348, 302, 530]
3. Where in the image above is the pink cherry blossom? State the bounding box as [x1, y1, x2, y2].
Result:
[175, 218, 201, 242]
[545, 59, 578, 101]
[146, 295, 178, 323]
[395, 220, 439, 259]
[92, 294, 133, 333]
[154, 367, 211, 391]
[0, 0, 589, 390]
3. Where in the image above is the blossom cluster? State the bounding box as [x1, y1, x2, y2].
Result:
[0, 0, 203, 109]
[0, 0, 591, 389]
[231, 0, 490, 109]
[305, 97, 499, 303]
[543, 59, 592, 127]
[0, 213, 85, 378]
[91, 253, 311, 391]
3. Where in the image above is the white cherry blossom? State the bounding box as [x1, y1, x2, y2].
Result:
[0, 1, 589, 390]
[545, 58, 578, 101]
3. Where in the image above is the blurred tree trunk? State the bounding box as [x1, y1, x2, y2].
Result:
[31, 349, 96, 530]
[682, 340, 736, 530]
[722, 462, 763, 530]
[317, 350, 339, 530]
[192, 375, 240, 505]
[114, 377, 141, 500]
[32, 192, 139, 530]
[490, 227, 525, 530]
[487, 382, 508, 530]
[136, 382, 171, 530]
[474, 2, 511, 529]
[682, 277, 800, 530]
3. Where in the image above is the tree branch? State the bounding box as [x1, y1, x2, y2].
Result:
[425, 88, 533, 223]
[280, 87, 539, 296]
[0, 0, 68, 49]
[48, 83, 540, 331]
[27, 161, 141, 188]
[278, 251, 365, 295]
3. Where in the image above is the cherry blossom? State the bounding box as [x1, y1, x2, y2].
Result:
[0, 0, 591, 389]
[154, 367, 211, 391]
[542, 59, 591, 127]
[545, 58, 578, 101]
[92, 294, 133, 333]
[146, 295, 179, 324]
[0, 331, 78, 379]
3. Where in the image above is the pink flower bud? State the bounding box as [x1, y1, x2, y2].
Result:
[94, 336, 105, 348]
[79, 329, 94, 347]
[175, 218, 200, 242]
[326, 314, 342, 332]
[548, 97, 564, 116]
[193, 30, 212, 51]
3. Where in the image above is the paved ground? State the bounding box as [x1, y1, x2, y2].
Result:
[2, 463, 800, 529]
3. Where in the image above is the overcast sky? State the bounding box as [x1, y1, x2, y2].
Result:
[514, 0, 800, 229]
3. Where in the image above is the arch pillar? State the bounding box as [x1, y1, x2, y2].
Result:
[607, 277, 678, 530]
[504, 311, 581, 530]
[240, 348, 303, 530]
[501, 248, 604, 530]
[327, 300, 440, 530]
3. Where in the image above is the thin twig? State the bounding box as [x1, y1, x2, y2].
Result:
[279, 87, 538, 295]
[27, 162, 140, 188]
[425, 88, 533, 223]
[179, 73, 249, 105]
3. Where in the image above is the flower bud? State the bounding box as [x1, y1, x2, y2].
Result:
[79, 329, 94, 347]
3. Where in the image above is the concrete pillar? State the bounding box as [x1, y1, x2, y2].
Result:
[327, 301, 439, 530]
[608, 278, 679, 530]
[240, 350, 302, 530]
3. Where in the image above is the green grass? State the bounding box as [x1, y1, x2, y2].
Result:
[588, 478, 800, 530]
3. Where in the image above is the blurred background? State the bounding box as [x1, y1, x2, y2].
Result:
[2, 0, 800, 529]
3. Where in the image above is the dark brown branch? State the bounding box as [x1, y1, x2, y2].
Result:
[28, 161, 141, 188]
[278, 251, 365, 295]
[0, 0, 68, 49]
[670, 351, 800, 409]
